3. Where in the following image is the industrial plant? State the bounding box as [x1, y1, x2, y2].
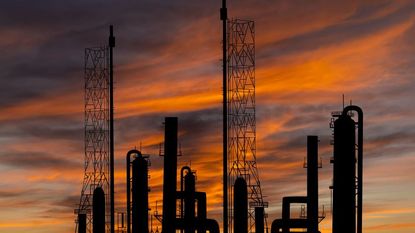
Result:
[73, 1, 365, 233]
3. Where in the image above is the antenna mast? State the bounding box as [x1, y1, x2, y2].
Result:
[220, 1, 228, 233]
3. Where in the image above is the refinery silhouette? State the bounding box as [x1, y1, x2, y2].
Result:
[74, 1, 365, 233]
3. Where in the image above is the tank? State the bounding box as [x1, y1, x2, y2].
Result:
[234, 177, 248, 233]
[93, 187, 105, 233]
[332, 114, 356, 233]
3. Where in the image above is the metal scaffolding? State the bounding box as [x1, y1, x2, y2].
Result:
[75, 47, 111, 233]
[227, 19, 268, 233]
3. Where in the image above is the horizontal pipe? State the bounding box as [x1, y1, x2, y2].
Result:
[175, 219, 219, 233]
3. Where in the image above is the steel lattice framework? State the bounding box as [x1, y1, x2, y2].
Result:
[227, 19, 267, 233]
[75, 47, 111, 233]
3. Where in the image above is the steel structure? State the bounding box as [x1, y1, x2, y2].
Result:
[75, 46, 111, 233]
[227, 19, 267, 233]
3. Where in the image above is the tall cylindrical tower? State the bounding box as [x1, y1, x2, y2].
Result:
[332, 115, 356, 233]
[78, 214, 86, 233]
[234, 177, 248, 233]
[93, 187, 105, 233]
[254, 207, 264, 233]
[132, 155, 149, 233]
[162, 117, 178, 233]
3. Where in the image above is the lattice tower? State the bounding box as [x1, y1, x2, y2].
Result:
[227, 19, 268, 233]
[75, 47, 111, 233]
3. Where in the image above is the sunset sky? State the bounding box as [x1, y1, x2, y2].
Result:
[1, 0, 415, 233]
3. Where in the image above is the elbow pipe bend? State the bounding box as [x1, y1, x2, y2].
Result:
[205, 219, 220, 233]
[271, 219, 283, 233]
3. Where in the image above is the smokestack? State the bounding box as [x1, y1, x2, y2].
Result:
[234, 177, 248, 233]
[77, 213, 86, 233]
[332, 115, 356, 233]
[255, 207, 264, 233]
[93, 187, 106, 233]
[132, 155, 149, 233]
[162, 117, 178, 233]
[307, 136, 319, 233]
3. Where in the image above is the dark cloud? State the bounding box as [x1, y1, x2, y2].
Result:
[0, 151, 79, 169]
[0, 115, 83, 145]
[116, 107, 220, 149]
[0, 0, 218, 108]
[0, 190, 30, 198]
[365, 130, 415, 159]
[260, 1, 415, 59]
[52, 194, 80, 209]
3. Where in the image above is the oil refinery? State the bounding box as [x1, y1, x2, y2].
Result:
[74, 1, 365, 233]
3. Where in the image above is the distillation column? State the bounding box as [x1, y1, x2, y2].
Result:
[332, 114, 356, 233]
[126, 150, 149, 233]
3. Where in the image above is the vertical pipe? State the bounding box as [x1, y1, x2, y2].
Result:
[357, 114, 363, 233]
[78, 213, 86, 233]
[196, 192, 207, 233]
[342, 106, 363, 233]
[281, 198, 290, 233]
[121, 213, 124, 228]
[307, 136, 319, 233]
[150, 214, 153, 233]
[255, 207, 264, 233]
[93, 187, 106, 233]
[234, 177, 247, 233]
[184, 172, 196, 233]
[109, 25, 116, 233]
[332, 115, 356, 233]
[132, 156, 149, 233]
[220, 1, 228, 233]
[162, 117, 178, 233]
